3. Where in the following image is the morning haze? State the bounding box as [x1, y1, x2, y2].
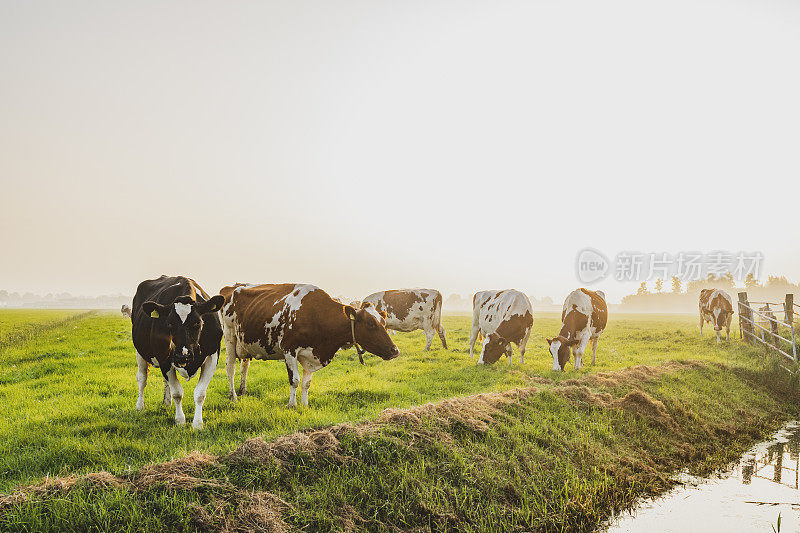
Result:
[2, 1, 799, 303]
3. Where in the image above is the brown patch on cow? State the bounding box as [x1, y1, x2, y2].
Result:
[379, 290, 424, 321]
[496, 310, 534, 346]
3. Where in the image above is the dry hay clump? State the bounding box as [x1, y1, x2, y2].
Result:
[134, 451, 220, 491]
[0, 471, 127, 514]
[223, 429, 346, 469]
[377, 388, 538, 435]
[191, 491, 293, 533]
[557, 384, 677, 429]
[562, 361, 702, 390]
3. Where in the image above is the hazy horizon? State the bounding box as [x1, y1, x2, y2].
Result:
[3, 1, 799, 305]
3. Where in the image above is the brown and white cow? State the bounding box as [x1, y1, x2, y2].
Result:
[131, 275, 224, 429]
[547, 288, 607, 371]
[469, 290, 533, 364]
[362, 289, 447, 350]
[699, 289, 734, 343]
[220, 283, 399, 407]
[121, 304, 132, 318]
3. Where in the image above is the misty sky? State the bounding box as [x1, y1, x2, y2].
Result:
[2, 0, 799, 304]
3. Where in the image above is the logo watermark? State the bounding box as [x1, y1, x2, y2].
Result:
[575, 249, 763, 284]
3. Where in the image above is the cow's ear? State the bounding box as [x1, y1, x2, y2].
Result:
[142, 301, 167, 319]
[362, 302, 372, 309]
[343, 305, 357, 320]
[546, 337, 554, 345]
[197, 295, 224, 314]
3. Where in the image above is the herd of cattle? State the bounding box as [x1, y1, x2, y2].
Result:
[124, 275, 736, 429]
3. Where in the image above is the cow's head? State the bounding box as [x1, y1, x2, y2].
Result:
[344, 304, 399, 359]
[546, 335, 580, 370]
[142, 295, 224, 367]
[480, 332, 512, 364]
[711, 302, 733, 331]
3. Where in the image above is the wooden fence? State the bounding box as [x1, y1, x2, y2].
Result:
[738, 292, 797, 362]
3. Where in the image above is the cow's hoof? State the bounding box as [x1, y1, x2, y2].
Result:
[175, 417, 186, 426]
[135, 402, 144, 412]
[192, 420, 204, 430]
[229, 392, 238, 402]
[237, 388, 246, 397]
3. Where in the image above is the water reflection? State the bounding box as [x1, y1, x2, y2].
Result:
[604, 422, 800, 532]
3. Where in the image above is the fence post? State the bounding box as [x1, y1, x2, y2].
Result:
[739, 292, 754, 344]
[786, 294, 794, 326]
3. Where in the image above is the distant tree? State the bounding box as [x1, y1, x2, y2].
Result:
[671, 276, 682, 294]
[744, 273, 760, 289]
[0, 290, 7, 302]
[445, 293, 466, 309]
[636, 282, 648, 295]
[767, 275, 791, 288]
[723, 272, 735, 288]
[654, 278, 663, 293]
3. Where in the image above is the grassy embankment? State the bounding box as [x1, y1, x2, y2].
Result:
[0, 310, 798, 531]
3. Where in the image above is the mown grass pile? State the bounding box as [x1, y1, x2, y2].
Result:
[0, 310, 798, 531]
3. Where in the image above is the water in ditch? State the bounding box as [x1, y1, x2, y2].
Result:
[603, 421, 800, 532]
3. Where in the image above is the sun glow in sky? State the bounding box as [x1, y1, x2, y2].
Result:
[2, 1, 799, 303]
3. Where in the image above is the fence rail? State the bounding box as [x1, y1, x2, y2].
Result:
[738, 292, 797, 362]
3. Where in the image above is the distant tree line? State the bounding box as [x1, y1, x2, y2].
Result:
[620, 273, 797, 312]
[0, 291, 131, 309]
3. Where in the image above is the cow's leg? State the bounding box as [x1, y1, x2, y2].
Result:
[726, 315, 732, 341]
[591, 337, 598, 365]
[437, 324, 447, 349]
[518, 327, 532, 365]
[224, 331, 239, 401]
[573, 336, 591, 370]
[469, 326, 480, 358]
[238, 359, 250, 396]
[165, 369, 185, 425]
[424, 326, 435, 351]
[716, 328, 722, 344]
[192, 352, 218, 430]
[162, 378, 171, 407]
[699, 314, 704, 335]
[285, 353, 301, 408]
[135, 352, 148, 411]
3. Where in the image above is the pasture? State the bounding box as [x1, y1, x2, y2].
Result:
[1, 309, 798, 531]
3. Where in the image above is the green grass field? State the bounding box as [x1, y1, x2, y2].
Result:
[0, 310, 797, 531]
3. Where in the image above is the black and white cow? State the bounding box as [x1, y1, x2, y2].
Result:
[131, 275, 224, 429]
[699, 289, 734, 343]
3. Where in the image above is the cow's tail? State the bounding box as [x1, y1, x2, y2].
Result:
[432, 291, 444, 330]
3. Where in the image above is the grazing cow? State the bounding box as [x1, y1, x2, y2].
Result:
[362, 289, 447, 350]
[131, 276, 224, 429]
[547, 288, 607, 371]
[469, 290, 533, 364]
[121, 304, 132, 318]
[220, 283, 399, 406]
[699, 289, 734, 343]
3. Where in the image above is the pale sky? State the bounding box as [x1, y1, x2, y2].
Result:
[2, 0, 799, 304]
